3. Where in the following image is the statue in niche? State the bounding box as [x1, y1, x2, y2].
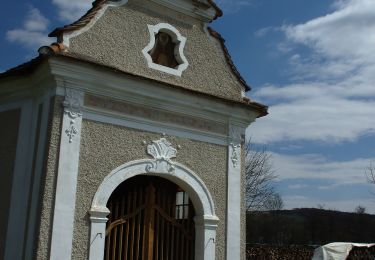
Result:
[149, 32, 179, 68]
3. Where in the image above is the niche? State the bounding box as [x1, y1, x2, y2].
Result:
[142, 23, 189, 76]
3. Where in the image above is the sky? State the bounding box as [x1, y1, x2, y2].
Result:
[1, 0, 375, 213]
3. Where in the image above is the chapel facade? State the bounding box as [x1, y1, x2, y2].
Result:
[0, 0, 267, 259]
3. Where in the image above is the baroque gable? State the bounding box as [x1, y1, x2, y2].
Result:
[47, 0, 251, 101]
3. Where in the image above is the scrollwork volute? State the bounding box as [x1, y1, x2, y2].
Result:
[63, 88, 84, 143]
[229, 125, 245, 169]
[146, 138, 177, 173]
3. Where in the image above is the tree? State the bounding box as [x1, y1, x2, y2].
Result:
[366, 162, 375, 185]
[263, 193, 284, 211]
[355, 205, 366, 214]
[245, 141, 283, 211]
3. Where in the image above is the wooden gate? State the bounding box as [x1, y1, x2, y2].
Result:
[105, 176, 195, 260]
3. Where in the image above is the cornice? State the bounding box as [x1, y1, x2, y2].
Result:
[47, 57, 259, 125]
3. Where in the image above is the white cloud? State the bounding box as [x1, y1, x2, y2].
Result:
[288, 184, 308, 189]
[271, 152, 375, 186]
[6, 7, 52, 49]
[254, 26, 278, 38]
[52, 0, 92, 22]
[249, 0, 375, 144]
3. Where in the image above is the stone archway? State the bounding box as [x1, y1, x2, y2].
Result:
[88, 139, 219, 260]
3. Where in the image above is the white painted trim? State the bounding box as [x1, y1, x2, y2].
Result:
[83, 109, 228, 145]
[49, 89, 84, 260]
[226, 124, 245, 260]
[89, 155, 219, 260]
[4, 100, 35, 260]
[142, 23, 189, 76]
[61, 0, 128, 47]
[24, 94, 52, 260]
[49, 57, 259, 124]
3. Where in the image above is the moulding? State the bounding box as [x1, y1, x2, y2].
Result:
[62, 0, 129, 47]
[84, 93, 226, 135]
[142, 23, 189, 76]
[24, 93, 53, 259]
[4, 100, 35, 260]
[48, 57, 258, 125]
[83, 110, 228, 146]
[89, 155, 218, 260]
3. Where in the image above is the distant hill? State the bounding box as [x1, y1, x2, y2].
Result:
[246, 208, 375, 246]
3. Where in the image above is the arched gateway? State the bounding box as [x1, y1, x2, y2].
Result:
[89, 139, 219, 260]
[105, 176, 196, 260]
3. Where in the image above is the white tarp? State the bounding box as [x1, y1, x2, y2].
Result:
[312, 242, 375, 260]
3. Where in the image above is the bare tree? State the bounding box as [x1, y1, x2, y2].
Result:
[366, 162, 375, 185]
[355, 205, 366, 214]
[263, 193, 284, 211]
[245, 141, 283, 211]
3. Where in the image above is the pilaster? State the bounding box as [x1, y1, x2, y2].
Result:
[226, 123, 245, 260]
[50, 88, 84, 260]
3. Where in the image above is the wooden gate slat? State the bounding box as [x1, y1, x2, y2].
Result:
[123, 190, 131, 258]
[131, 190, 138, 259]
[105, 201, 112, 260]
[135, 188, 143, 260]
[117, 196, 124, 259]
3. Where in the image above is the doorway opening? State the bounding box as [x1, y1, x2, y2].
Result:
[104, 175, 195, 260]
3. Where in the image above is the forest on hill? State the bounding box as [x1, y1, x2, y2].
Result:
[247, 208, 375, 246]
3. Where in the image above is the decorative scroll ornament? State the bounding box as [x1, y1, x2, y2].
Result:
[63, 88, 83, 119]
[230, 143, 240, 168]
[229, 125, 244, 144]
[63, 88, 83, 143]
[146, 138, 177, 173]
[65, 122, 78, 143]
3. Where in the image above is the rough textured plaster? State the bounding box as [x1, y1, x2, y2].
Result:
[71, 119, 227, 259]
[68, 0, 243, 101]
[35, 97, 63, 260]
[0, 109, 20, 258]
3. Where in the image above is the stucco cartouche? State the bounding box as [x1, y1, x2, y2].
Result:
[71, 119, 228, 259]
[68, 0, 244, 102]
[35, 97, 63, 260]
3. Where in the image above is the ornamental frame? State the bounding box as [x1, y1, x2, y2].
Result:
[142, 23, 189, 76]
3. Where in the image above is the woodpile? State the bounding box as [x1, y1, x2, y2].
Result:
[246, 244, 315, 260]
[347, 246, 375, 260]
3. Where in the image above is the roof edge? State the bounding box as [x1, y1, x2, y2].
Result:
[49, 0, 223, 38]
[0, 49, 267, 117]
[207, 27, 251, 92]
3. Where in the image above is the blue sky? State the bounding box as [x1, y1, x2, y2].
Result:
[1, 0, 375, 213]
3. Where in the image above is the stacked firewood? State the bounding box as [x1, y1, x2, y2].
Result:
[346, 246, 375, 260]
[246, 244, 315, 260]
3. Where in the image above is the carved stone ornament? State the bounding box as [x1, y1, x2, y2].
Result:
[63, 88, 83, 143]
[65, 121, 78, 143]
[230, 143, 240, 168]
[229, 125, 245, 144]
[63, 88, 83, 119]
[146, 138, 177, 173]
